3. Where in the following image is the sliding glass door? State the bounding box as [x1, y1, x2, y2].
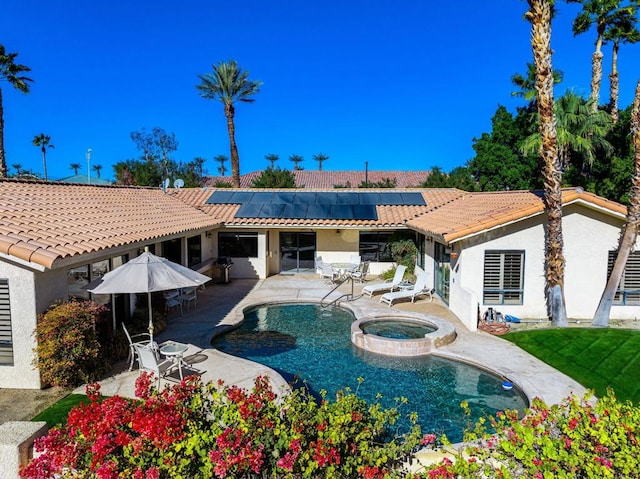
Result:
[280, 232, 316, 273]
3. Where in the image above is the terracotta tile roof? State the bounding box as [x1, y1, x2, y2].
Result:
[407, 188, 627, 243]
[0, 179, 221, 269]
[173, 187, 464, 228]
[204, 170, 430, 189]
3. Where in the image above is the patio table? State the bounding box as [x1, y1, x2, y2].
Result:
[159, 341, 189, 379]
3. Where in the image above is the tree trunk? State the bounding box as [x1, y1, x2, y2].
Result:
[590, 38, 604, 112]
[0, 88, 5, 177]
[41, 146, 47, 181]
[593, 80, 640, 326]
[528, 0, 567, 326]
[609, 42, 619, 124]
[225, 103, 240, 188]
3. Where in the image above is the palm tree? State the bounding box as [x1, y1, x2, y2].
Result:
[289, 154, 304, 170]
[70, 162, 81, 175]
[526, 0, 567, 326]
[11, 163, 21, 177]
[312, 152, 329, 171]
[264, 153, 279, 169]
[593, 80, 640, 326]
[92, 164, 102, 178]
[568, 0, 636, 112]
[511, 62, 564, 102]
[521, 91, 613, 173]
[0, 45, 33, 177]
[32, 133, 54, 181]
[196, 60, 262, 188]
[214, 154, 228, 176]
[603, 7, 640, 123]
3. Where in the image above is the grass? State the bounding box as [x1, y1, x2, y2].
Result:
[31, 394, 90, 428]
[503, 328, 640, 403]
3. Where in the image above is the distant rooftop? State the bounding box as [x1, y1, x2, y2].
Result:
[204, 170, 430, 189]
[56, 174, 112, 185]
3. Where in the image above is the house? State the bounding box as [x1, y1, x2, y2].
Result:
[1, 178, 637, 389]
[205, 169, 430, 188]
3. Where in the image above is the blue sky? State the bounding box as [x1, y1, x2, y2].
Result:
[2, 1, 639, 182]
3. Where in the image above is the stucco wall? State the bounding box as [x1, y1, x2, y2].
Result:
[450, 204, 640, 328]
[0, 260, 41, 389]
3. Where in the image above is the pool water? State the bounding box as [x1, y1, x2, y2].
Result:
[212, 303, 527, 442]
[361, 319, 436, 339]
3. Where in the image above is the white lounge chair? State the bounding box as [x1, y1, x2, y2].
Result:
[362, 265, 407, 297]
[379, 270, 433, 307]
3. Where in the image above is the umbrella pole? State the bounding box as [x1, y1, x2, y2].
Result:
[147, 292, 154, 344]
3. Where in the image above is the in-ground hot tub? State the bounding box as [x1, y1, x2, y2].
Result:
[351, 314, 456, 356]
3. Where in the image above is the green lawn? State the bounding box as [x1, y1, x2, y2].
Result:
[502, 328, 640, 403]
[31, 394, 90, 428]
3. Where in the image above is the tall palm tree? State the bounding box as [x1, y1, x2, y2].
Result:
[264, 153, 279, 169]
[521, 91, 613, 172]
[92, 164, 102, 178]
[0, 45, 33, 177]
[312, 152, 329, 171]
[196, 60, 262, 188]
[32, 133, 54, 181]
[603, 7, 640, 123]
[214, 154, 228, 176]
[289, 154, 304, 170]
[526, 0, 567, 325]
[567, 0, 636, 112]
[593, 80, 640, 326]
[69, 162, 81, 175]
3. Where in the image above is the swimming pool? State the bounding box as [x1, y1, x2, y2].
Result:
[211, 303, 527, 442]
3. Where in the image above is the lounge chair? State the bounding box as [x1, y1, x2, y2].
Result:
[379, 270, 433, 307]
[122, 323, 157, 371]
[133, 343, 178, 388]
[362, 265, 407, 297]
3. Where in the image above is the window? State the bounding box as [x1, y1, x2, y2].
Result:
[219, 232, 258, 258]
[359, 230, 416, 262]
[187, 235, 202, 267]
[483, 251, 524, 305]
[608, 251, 640, 305]
[0, 279, 13, 365]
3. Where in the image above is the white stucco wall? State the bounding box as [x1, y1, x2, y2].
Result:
[0, 260, 41, 389]
[449, 204, 639, 330]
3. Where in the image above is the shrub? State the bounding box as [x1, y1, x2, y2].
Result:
[21, 375, 427, 479]
[33, 300, 111, 388]
[419, 389, 640, 478]
[390, 240, 418, 275]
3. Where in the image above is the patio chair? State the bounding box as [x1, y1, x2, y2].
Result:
[122, 323, 158, 371]
[351, 261, 369, 283]
[362, 265, 407, 297]
[179, 287, 197, 311]
[320, 262, 339, 283]
[164, 289, 183, 316]
[379, 270, 433, 307]
[133, 343, 178, 388]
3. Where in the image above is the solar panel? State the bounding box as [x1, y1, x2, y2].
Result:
[258, 203, 285, 218]
[352, 204, 377, 220]
[235, 203, 263, 217]
[282, 203, 306, 218]
[207, 190, 424, 220]
[306, 203, 333, 219]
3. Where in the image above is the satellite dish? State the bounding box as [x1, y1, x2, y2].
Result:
[174, 178, 185, 189]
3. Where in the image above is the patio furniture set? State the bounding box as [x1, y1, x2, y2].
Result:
[123, 323, 194, 388]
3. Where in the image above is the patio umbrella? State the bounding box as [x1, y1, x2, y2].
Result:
[88, 251, 211, 342]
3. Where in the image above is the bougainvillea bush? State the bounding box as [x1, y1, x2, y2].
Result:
[21, 374, 640, 479]
[21, 375, 427, 479]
